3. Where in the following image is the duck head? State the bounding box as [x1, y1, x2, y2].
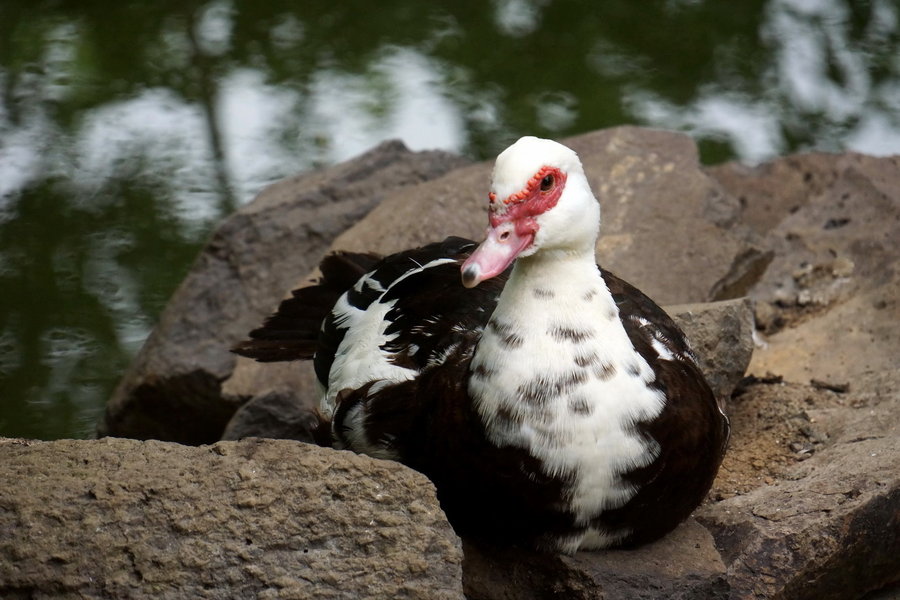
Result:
[461, 136, 600, 288]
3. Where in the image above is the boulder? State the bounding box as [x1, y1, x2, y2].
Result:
[462, 520, 729, 600]
[99, 141, 469, 444]
[697, 371, 900, 600]
[0, 437, 464, 600]
[221, 390, 329, 444]
[325, 127, 752, 305]
[7, 370, 897, 599]
[706, 153, 900, 384]
[668, 298, 754, 406]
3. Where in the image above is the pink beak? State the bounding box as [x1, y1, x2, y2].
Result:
[461, 220, 534, 288]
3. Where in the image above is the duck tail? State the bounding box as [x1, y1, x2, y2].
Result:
[231, 251, 382, 362]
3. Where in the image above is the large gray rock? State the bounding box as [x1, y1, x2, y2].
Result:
[0, 437, 464, 600]
[707, 152, 900, 384]
[100, 141, 469, 443]
[669, 298, 754, 406]
[462, 520, 729, 600]
[326, 127, 751, 305]
[697, 371, 900, 600]
[221, 390, 327, 443]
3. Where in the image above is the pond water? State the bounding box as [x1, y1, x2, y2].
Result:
[1, 0, 898, 439]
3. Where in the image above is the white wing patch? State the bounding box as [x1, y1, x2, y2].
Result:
[338, 402, 401, 460]
[354, 272, 386, 294]
[650, 337, 675, 361]
[322, 257, 457, 418]
[629, 314, 690, 363]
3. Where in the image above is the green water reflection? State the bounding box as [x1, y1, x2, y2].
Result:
[1, 0, 898, 439]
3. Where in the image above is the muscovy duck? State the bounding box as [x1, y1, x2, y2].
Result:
[234, 136, 729, 553]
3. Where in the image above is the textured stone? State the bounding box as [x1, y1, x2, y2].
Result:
[707, 153, 900, 384]
[0, 437, 464, 600]
[566, 127, 750, 305]
[100, 141, 468, 443]
[462, 520, 728, 600]
[697, 371, 900, 600]
[669, 297, 755, 405]
[327, 127, 751, 306]
[221, 390, 326, 444]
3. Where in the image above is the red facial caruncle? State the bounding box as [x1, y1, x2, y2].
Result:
[489, 165, 567, 234]
[461, 165, 567, 288]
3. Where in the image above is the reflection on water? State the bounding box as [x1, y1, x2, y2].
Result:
[75, 89, 222, 226]
[629, 0, 900, 161]
[304, 47, 466, 165]
[1, 0, 898, 439]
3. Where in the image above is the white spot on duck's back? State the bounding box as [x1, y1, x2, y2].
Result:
[338, 402, 401, 461]
[353, 272, 386, 294]
[323, 257, 457, 417]
[650, 337, 675, 361]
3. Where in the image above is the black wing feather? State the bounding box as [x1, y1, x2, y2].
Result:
[602, 268, 693, 360]
[232, 251, 382, 362]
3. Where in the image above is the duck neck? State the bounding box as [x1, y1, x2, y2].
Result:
[469, 243, 625, 388]
[494, 247, 607, 317]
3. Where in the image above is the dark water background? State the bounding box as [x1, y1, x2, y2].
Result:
[1, 0, 898, 439]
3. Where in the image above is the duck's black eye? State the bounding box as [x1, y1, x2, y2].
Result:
[540, 174, 554, 192]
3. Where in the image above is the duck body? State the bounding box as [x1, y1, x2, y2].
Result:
[235, 137, 729, 553]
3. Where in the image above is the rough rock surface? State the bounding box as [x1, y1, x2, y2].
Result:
[221, 390, 326, 443]
[699, 151, 900, 600]
[88, 127, 900, 599]
[99, 141, 469, 444]
[325, 127, 750, 305]
[699, 371, 900, 600]
[708, 153, 900, 383]
[668, 298, 754, 406]
[462, 520, 729, 600]
[0, 437, 464, 600]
